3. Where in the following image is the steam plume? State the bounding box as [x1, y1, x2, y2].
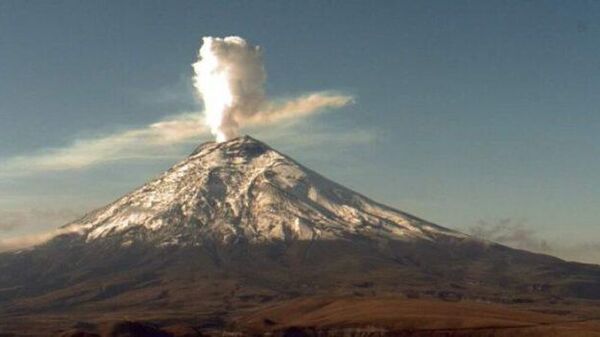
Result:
[193, 36, 266, 142]
[0, 37, 354, 176]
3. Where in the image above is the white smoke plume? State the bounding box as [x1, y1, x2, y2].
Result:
[192, 36, 266, 142]
[0, 36, 354, 176]
[0, 91, 353, 177]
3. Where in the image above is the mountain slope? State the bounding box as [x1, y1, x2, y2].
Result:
[64, 135, 461, 245]
[1, 136, 599, 335]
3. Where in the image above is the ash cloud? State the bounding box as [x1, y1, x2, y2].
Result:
[468, 218, 552, 252]
[192, 36, 354, 142]
[468, 218, 600, 264]
[193, 36, 266, 142]
[0, 208, 83, 252]
[0, 36, 353, 176]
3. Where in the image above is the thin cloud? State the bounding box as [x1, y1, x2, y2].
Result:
[0, 208, 84, 252]
[0, 221, 21, 233]
[0, 209, 82, 232]
[468, 219, 600, 265]
[468, 218, 551, 252]
[0, 92, 353, 177]
[257, 124, 379, 150]
[0, 227, 79, 253]
[248, 92, 354, 125]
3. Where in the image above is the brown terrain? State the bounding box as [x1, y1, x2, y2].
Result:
[2, 296, 600, 336]
[240, 296, 600, 337]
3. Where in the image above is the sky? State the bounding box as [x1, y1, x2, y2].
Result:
[1, 1, 599, 262]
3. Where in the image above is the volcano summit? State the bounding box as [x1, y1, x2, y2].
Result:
[66, 135, 463, 246]
[1, 136, 599, 336]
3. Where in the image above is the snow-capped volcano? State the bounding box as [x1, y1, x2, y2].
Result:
[2, 136, 600, 332]
[66, 136, 462, 246]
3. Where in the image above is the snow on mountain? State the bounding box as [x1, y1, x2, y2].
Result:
[4, 136, 600, 323]
[63, 136, 464, 247]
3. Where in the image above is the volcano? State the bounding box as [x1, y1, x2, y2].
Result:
[62, 135, 464, 245]
[1, 136, 599, 336]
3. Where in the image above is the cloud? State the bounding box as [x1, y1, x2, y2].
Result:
[254, 92, 354, 126]
[0, 211, 28, 232]
[0, 208, 82, 232]
[0, 208, 83, 252]
[256, 122, 379, 151]
[0, 113, 205, 176]
[468, 219, 600, 264]
[0, 221, 21, 233]
[193, 36, 266, 142]
[468, 218, 552, 252]
[192, 36, 355, 142]
[0, 92, 352, 177]
[1, 36, 354, 177]
[0, 227, 79, 253]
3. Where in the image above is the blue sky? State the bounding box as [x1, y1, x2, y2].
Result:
[1, 1, 599, 262]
